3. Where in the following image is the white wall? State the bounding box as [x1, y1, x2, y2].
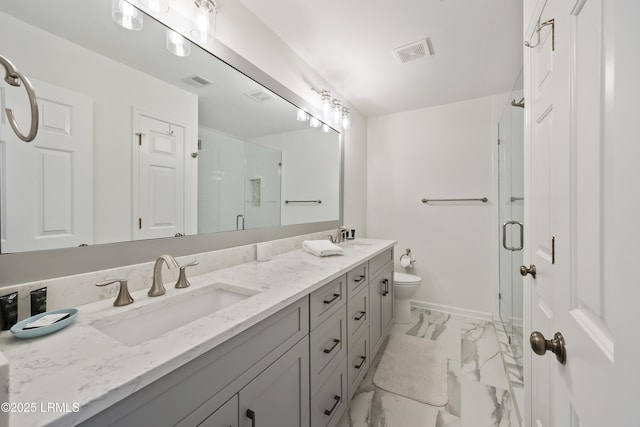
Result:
[0, 13, 198, 244]
[367, 96, 496, 314]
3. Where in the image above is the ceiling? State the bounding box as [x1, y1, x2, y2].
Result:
[239, 0, 523, 117]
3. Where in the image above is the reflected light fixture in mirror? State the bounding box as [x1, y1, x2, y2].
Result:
[297, 109, 309, 121]
[309, 116, 321, 128]
[192, 0, 217, 44]
[166, 29, 191, 56]
[143, 0, 169, 13]
[112, 0, 144, 30]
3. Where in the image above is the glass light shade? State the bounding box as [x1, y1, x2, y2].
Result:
[112, 0, 143, 30]
[321, 91, 332, 114]
[296, 109, 309, 121]
[144, 0, 169, 13]
[166, 29, 191, 57]
[309, 116, 321, 128]
[332, 104, 342, 124]
[342, 108, 351, 130]
[191, 0, 216, 44]
[321, 124, 330, 133]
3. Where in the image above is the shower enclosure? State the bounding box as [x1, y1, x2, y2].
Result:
[497, 70, 524, 368]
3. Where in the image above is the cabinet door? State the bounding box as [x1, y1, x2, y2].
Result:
[369, 272, 383, 358]
[239, 336, 310, 427]
[379, 266, 394, 334]
[199, 395, 238, 427]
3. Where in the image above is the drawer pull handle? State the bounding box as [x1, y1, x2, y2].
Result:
[246, 409, 256, 427]
[324, 395, 342, 416]
[355, 355, 366, 369]
[353, 274, 366, 283]
[381, 278, 389, 296]
[323, 338, 341, 354]
[354, 311, 366, 321]
[323, 293, 340, 305]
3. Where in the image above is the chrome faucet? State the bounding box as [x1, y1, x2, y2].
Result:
[330, 226, 349, 244]
[148, 254, 179, 297]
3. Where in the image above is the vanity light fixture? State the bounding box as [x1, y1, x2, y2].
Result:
[112, 0, 143, 30]
[191, 0, 217, 44]
[166, 29, 191, 57]
[311, 88, 351, 130]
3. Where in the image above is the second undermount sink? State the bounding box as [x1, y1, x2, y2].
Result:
[91, 283, 259, 346]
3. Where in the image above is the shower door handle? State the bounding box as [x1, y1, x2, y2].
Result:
[502, 221, 523, 251]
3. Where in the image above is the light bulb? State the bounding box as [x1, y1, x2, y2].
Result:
[191, 0, 217, 44]
[321, 91, 332, 114]
[332, 100, 342, 124]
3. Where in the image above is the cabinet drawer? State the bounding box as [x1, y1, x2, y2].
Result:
[311, 356, 347, 427]
[310, 306, 347, 396]
[310, 274, 346, 330]
[347, 285, 368, 349]
[369, 249, 393, 277]
[199, 395, 238, 427]
[346, 263, 368, 297]
[347, 327, 369, 401]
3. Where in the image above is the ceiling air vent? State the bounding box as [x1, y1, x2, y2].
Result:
[393, 38, 434, 64]
[181, 74, 212, 88]
[244, 89, 277, 103]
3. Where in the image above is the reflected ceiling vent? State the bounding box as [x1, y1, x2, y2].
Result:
[393, 38, 434, 64]
[181, 74, 212, 88]
[244, 89, 277, 103]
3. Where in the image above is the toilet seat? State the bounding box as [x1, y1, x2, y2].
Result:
[393, 272, 421, 286]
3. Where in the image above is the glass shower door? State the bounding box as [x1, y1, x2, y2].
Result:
[498, 72, 524, 366]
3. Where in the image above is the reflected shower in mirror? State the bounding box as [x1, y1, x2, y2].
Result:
[0, 0, 340, 254]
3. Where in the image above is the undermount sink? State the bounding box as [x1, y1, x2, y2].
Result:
[91, 283, 259, 346]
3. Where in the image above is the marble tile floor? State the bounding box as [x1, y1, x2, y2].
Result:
[337, 307, 522, 427]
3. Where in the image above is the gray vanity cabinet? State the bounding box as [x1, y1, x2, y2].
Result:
[239, 336, 310, 427]
[199, 396, 238, 427]
[369, 251, 394, 358]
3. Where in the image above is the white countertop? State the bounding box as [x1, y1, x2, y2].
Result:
[0, 238, 395, 427]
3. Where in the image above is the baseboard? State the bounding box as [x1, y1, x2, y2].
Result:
[410, 300, 493, 321]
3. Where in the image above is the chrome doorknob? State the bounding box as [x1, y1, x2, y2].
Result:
[530, 331, 566, 364]
[520, 264, 536, 278]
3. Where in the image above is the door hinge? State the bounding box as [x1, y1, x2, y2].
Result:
[498, 292, 502, 300]
[551, 236, 555, 264]
[508, 335, 512, 345]
[138, 217, 142, 229]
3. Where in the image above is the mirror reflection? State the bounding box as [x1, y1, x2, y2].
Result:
[0, 0, 340, 254]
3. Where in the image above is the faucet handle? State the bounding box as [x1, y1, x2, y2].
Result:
[96, 279, 134, 307]
[175, 261, 199, 289]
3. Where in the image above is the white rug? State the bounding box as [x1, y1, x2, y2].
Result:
[372, 333, 449, 406]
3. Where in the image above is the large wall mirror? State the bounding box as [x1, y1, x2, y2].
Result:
[0, 0, 342, 284]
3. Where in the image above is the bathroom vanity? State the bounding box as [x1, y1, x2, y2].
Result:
[0, 238, 395, 426]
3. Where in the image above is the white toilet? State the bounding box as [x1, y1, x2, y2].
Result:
[393, 271, 422, 324]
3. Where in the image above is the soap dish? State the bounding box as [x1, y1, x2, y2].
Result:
[10, 308, 78, 339]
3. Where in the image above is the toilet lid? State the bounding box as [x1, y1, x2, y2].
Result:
[393, 272, 421, 285]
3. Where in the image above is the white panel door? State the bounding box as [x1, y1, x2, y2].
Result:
[0, 78, 93, 252]
[134, 113, 184, 240]
[524, 0, 639, 425]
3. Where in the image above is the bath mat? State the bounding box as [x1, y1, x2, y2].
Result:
[372, 333, 448, 406]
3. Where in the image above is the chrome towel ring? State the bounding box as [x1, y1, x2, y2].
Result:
[0, 54, 39, 142]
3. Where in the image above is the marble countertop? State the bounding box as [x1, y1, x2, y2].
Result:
[0, 238, 395, 427]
